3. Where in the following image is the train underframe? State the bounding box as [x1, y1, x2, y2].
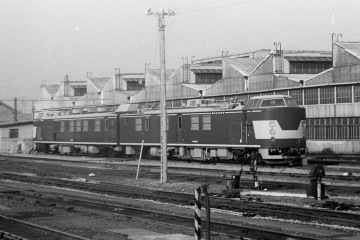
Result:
[34, 142, 306, 165]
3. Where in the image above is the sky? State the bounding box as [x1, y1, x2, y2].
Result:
[1, 0, 360, 103]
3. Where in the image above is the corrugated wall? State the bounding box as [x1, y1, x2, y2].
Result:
[306, 69, 334, 86]
[274, 75, 301, 89]
[249, 75, 274, 91]
[333, 65, 360, 83]
[306, 103, 360, 118]
[333, 44, 360, 67]
[251, 55, 273, 75]
[205, 60, 245, 96]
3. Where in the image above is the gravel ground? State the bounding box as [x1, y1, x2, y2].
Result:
[1, 153, 360, 239]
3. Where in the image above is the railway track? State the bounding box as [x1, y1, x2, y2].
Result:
[0, 214, 89, 240]
[0, 188, 317, 240]
[1, 172, 360, 229]
[1, 155, 359, 198]
[1, 154, 359, 183]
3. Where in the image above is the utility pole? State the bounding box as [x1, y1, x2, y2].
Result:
[147, 8, 175, 183]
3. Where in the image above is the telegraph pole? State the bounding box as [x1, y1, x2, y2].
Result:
[147, 8, 175, 183]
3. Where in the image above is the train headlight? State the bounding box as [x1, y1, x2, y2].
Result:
[269, 121, 276, 128]
[270, 129, 276, 135]
[270, 136, 275, 141]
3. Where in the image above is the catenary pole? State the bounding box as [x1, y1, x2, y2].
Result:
[147, 8, 175, 183]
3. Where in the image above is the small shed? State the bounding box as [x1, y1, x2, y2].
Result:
[0, 121, 34, 154]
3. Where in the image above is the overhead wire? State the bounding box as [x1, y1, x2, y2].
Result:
[175, 0, 262, 15]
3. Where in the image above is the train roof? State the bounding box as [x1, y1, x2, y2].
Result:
[249, 95, 292, 100]
[36, 111, 117, 120]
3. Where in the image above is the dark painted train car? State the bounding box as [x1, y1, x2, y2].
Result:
[119, 95, 306, 164]
[33, 95, 306, 164]
[34, 111, 118, 154]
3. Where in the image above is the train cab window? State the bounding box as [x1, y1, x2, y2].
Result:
[94, 119, 101, 132]
[76, 120, 81, 132]
[260, 99, 285, 107]
[60, 121, 65, 132]
[135, 118, 142, 131]
[284, 98, 299, 107]
[83, 120, 88, 132]
[202, 115, 211, 130]
[191, 115, 199, 130]
[105, 118, 109, 131]
[178, 116, 182, 130]
[244, 99, 261, 109]
[69, 121, 75, 132]
[145, 117, 150, 131]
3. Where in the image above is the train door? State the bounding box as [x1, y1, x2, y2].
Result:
[229, 121, 240, 144]
[177, 115, 183, 143]
[104, 117, 109, 142]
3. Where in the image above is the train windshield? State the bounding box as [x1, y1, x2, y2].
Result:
[243, 97, 299, 109]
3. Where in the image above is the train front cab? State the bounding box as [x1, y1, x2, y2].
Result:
[242, 95, 307, 165]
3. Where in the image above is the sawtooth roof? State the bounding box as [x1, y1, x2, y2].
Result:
[335, 42, 360, 60]
[225, 58, 264, 76]
[43, 85, 60, 97]
[147, 69, 176, 82]
[89, 77, 111, 91]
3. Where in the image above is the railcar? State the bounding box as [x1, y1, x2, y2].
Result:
[33, 95, 306, 164]
[33, 109, 118, 155]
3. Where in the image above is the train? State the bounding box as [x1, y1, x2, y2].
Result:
[33, 95, 307, 165]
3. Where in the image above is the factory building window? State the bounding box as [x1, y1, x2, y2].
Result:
[94, 119, 101, 132]
[69, 121, 75, 132]
[60, 121, 65, 132]
[127, 81, 145, 91]
[76, 120, 81, 132]
[336, 85, 352, 103]
[195, 73, 222, 84]
[320, 86, 334, 104]
[9, 129, 18, 138]
[289, 89, 303, 105]
[191, 115, 199, 130]
[275, 90, 289, 96]
[135, 118, 142, 131]
[307, 117, 360, 140]
[304, 88, 318, 105]
[83, 120, 88, 132]
[354, 85, 360, 102]
[289, 62, 332, 74]
[74, 87, 87, 96]
[202, 115, 211, 130]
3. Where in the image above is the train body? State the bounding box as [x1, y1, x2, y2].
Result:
[34, 95, 306, 164]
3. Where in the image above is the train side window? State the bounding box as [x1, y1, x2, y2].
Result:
[135, 118, 142, 131]
[191, 115, 199, 130]
[60, 121, 65, 132]
[145, 117, 150, 131]
[202, 115, 211, 130]
[76, 120, 81, 132]
[69, 121, 75, 132]
[83, 120, 88, 132]
[178, 116, 182, 130]
[94, 119, 101, 132]
[105, 118, 109, 131]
